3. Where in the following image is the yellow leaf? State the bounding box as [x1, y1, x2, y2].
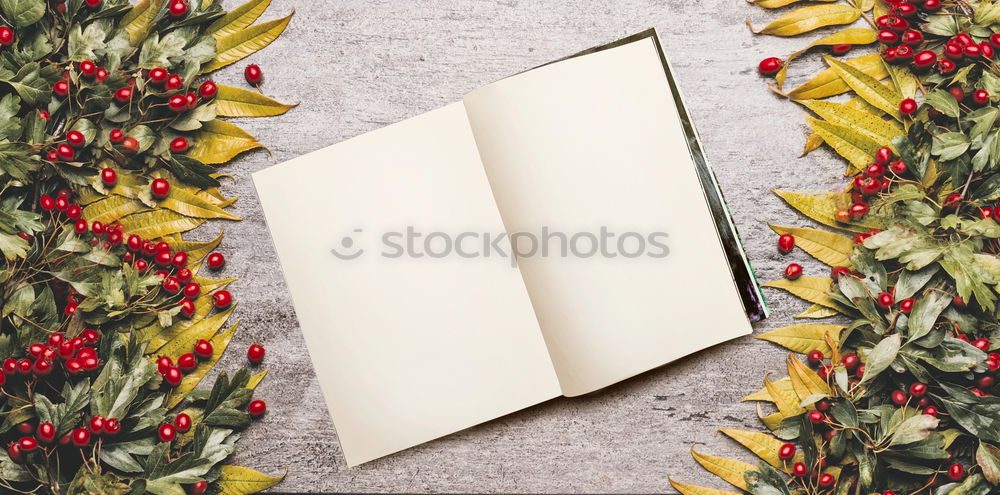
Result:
[82, 195, 149, 225]
[775, 28, 877, 88]
[756, 324, 844, 354]
[168, 323, 238, 407]
[743, 377, 793, 402]
[795, 304, 840, 319]
[763, 276, 844, 310]
[119, 209, 205, 239]
[773, 189, 884, 232]
[769, 225, 856, 267]
[152, 305, 235, 356]
[804, 97, 883, 155]
[121, 0, 162, 44]
[216, 465, 284, 495]
[750, 0, 835, 8]
[690, 448, 755, 491]
[203, 13, 293, 72]
[247, 369, 268, 389]
[750, 5, 860, 36]
[215, 84, 298, 117]
[760, 410, 785, 431]
[806, 116, 882, 173]
[163, 232, 224, 269]
[787, 353, 832, 400]
[189, 119, 262, 165]
[885, 62, 919, 98]
[156, 183, 240, 220]
[765, 375, 804, 417]
[721, 428, 800, 469]
[824, 56, 904, 120]
[668, 478, 742, 495]
[208, 0, 271, 40]
[797, 99, 902, 146]
[788, 53, 887, 100]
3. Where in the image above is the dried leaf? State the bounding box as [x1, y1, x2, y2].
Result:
[765, 375, 805, 417]
[156, 183, 240, 220]
[203, 12, 293, 72]
[690, 448, 755, 491]
[743, 377, 793, 402]
[216, 465, 284, 495]
[721, 428, 800, 469]
[787, 353, 832, 400]
[207, 0, 271, 40]
[82, 195, 149, 225]
[118, 209, 205, 239]
[763, 276, 844, 311]
[773, 189, 884, 232]
[189, 119, 261, 164]
[668, 478, 742, 495]
[769, 224, 856, 267]
[806, 116, 883, 173]
[168, 323, 238, 407]
[824, 56, 904, 120]
[797, 99, 903, 146]
[215, 84, 297, 117]
[795, 304, 840, 319]
[788, 53, 887, 100]
[756, 324, 844, 354]
[750, 5, 861, 36]
[775, 28, 878, 88]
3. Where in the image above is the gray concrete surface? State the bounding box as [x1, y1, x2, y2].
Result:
[202, 0, 860, 492]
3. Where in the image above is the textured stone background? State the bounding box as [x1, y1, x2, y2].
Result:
[205, 0, 862, 492]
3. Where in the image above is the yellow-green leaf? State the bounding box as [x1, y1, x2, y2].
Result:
[751, 0, 836, 8]
[764, 276, 843, 310]
[796, 304, 840, 319]
[797, 99, 902, 146]
[775, 28, 877, 88]
[690, 448, 755, 491]
[787, 53, 887, 100]
[668, 478, 742, 495]
[82, 195, 149, 225]
[769, 224, 856, 267]
[247, 369, 268, 389]
[119, 209, 204, 239]
[162, 232, 224, 270]
[824, 56, 903, 120]
[169, 323, 238, 407]
[156, 183, 240, 220]
[743, 377, 793, 402]
[885, 61, 919, 99]
[203, 13, 293, 73]
[721, 428, 800, 469]
[207, 0, 271, 40]
[757, 324, 844, 354]
[216, 465, 284, 495]
[765, 375, 804, 417]
[750, 5, 861, 36]
[121, 0, 162, 44]
[189, 119, 261, 164]
[787, 353, 832, 400]
[152, 305, 235, 356]
[806, 116, 882, 173]
[773, 189, 884, 232]
[804, 98, 884, 156]
[760, 410, 784, 431]
[215, 84, 297, 117]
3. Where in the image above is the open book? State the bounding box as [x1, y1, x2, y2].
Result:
[252, 30, 767, 466]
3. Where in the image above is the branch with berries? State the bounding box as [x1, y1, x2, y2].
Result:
[0, 0, 296, 493]
[673, 1, 1000, 494]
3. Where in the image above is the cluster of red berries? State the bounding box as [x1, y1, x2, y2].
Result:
[775, 404, 838, 489]
[0, 330, 101, 388]
[6, 413, 120, 464]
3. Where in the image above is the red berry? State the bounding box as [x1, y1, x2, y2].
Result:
[66, 204, 82, 219]
[900, 298, 914, 313]
[206, 252, 225, 269]
[168, 0, 188, 17]
[177, 268, 193, 282]
[913, 50, 936, 70]
[877, 291, 894, 308]
[921, 406, 938, 417]
[37, 423, 55, 444]
[973, 90, 991, 106]
[899, 98, 917, 116]
[165, 74, 183, 91]
[831, 266, 851, 281]
[170, 137, 189, 153]
[185, 91, 197, 109]
[245, 64, 264, 84]
[179, 299, 196, 318]
[874, 146, 892, 165]
[878, 30, 899, 44]
[850, 202, 869, 219]
[79, 60, 97, 79]
[818, 473, 835, 487]
[158, 423, 176, 442]
[778, 442, 796, 460]
[135, 258, 149, 271]
[938, 57, 957, 74]
[900, 29, 922, 45]
[212, 290, 233, 309]
[978, 375, 995, 388]
[155, 250, 172, 267]
[199, 80, 217, 99]
[945, 43, 964, 61]
[784, 263, 802, 280]
[114, 87, 132, 103]
[53, 80, 69, 96]
[808, 350, 825, 366]
[0, 26, 13, 46]
[72, 428, 90, 447]
[777, 234, 795, 254]
[193, 339, 213, 359]
[909, 382, 927, 397]
[85, 0, 101, 8]
[818, 365, 832, 380]
[831, 44, 852, 55]
[151, 178, 170, 199]
[66, 130, 86, 148]
[924, 0, 941, 9]
[172, 251, 188, 268]
[982, 207, 995, 220]
[156, 356, 174, 375]
[982, 42, 995, 59]
[163, 367, 183, 386]
[948, 463, 964, 481]
[808, 410, 824, 424]
[40, 195, 55, 210]
[842, 353, 860, 371]
[973, 338, 991, 351]
[103, 418, 121, 435]
[121, 136, 139, 153]
[190, 481, 208, 495]
[168, 94, 188, 111]
[150, 67, 169, 84]
[247, 344, 265, 364]
[248, 400, 267, 417]
[174, 413, 192, 433]
[88, 416, 104, 434]
[182, 282, 200, 299]
[177, 353, 197, 372]
[892, 389, 907, 405]
[757, 57, 783, 76]
[56, 144, 75, 161]
[162, 276, 181, 294]
[792, 462, 807, 477]
[17, 437, 37, 453]
[108, 129, 125, 144]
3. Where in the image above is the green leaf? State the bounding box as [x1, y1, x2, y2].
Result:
[859, 333, 900, 385]
[1, 62, 52, 107]
[1, 0, 45, 26]
[976, 442, 1000, 485]
[907, 290, 951, 342]
[889, 414, 940, 446]
[924, 89, 961, 118]
[932, 132, 972, 161]
[935, 383, 1000, 442]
